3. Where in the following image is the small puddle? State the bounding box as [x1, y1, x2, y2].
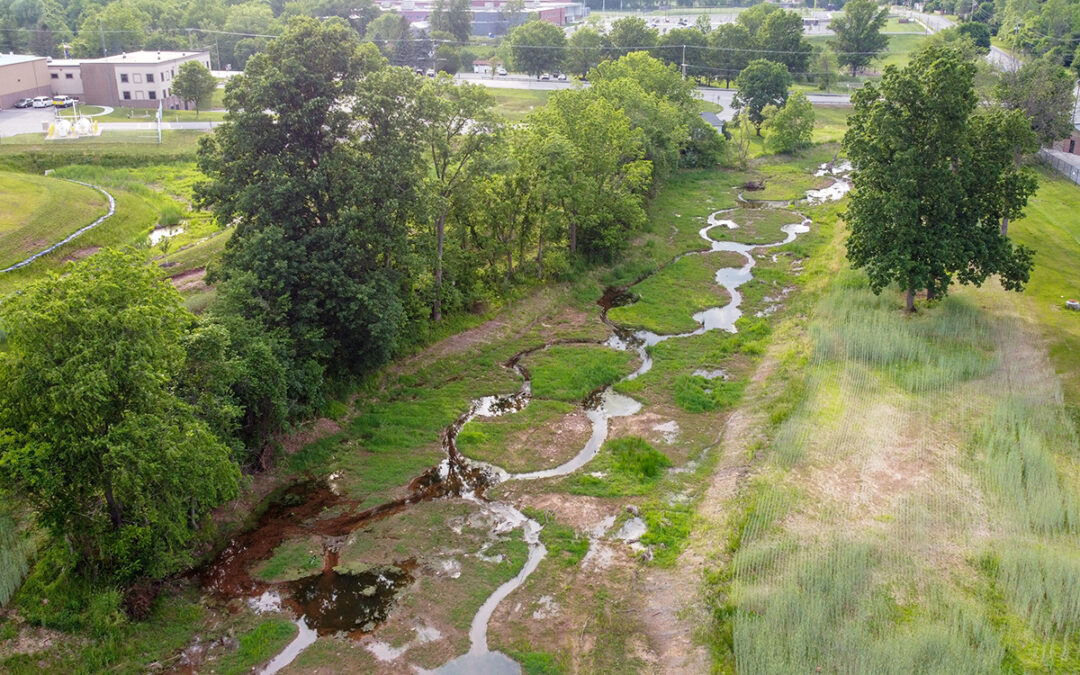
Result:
[286, 562, 412, 634]
[148, 225, 184, 245]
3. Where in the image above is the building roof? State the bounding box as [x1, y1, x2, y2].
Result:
[91, 51, 208, 64]
[699, 112, 725, 130]
[0, 53, 46, 67]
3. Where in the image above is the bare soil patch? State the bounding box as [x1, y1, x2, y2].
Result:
[60, 246, 100, 263]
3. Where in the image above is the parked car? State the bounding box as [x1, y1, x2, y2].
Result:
[32, 96, 52, 108]
[425, 68, 436, 77]
[540, 72, 550, 80]
[557, 73, 567, 81]
[496, 66, 507, 76]
[13, 98, 33, 108]
[415, 67, 424, 75]
[53, 95, 76, 108]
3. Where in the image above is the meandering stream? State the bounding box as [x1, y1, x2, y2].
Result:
[215, 163, 852, 674]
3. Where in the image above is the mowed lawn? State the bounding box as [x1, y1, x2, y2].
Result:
[0, 171, 108, 269]
[1010, 168, 1080, 405]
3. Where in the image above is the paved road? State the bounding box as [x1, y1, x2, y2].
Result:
[904, 10, 1021, 72]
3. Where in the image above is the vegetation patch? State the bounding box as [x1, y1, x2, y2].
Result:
[456, 399, 588, 473]
[251, 536, 324, 583]
[0, 171, 107, 269]
[608, 251, 745, 334]
[706, 208, 805, 245]
[214, 618, 298, 675]
[811, 275, 998, 393]
[567, 436, 671, 497]
[523, 508, 589, 568]
[525, 345, 637, 402]
[673, 374, 747, 413]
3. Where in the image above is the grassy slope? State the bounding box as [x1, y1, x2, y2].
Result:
[698, 170, 1080, 673]
[1008, 168, 1080, 405]
[0, 172, 107, 269]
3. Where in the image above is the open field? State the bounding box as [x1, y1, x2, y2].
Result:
[488, 88, 551, 121]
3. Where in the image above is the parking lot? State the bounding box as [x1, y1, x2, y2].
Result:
[0, 107, 61, 138]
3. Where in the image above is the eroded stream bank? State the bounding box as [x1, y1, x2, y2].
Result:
[192, 160, 851, 673]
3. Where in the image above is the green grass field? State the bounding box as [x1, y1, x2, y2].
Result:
[1008, 168, 1080, 405]
[487, 88, 551, 122]
[0, 171, 108, 269]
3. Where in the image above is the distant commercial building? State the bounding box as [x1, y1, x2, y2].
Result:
[0, 54, 51, 108]
[78, 51, 212, 109]
[47, 59, 84, 98]
[383, 0, 588, 35]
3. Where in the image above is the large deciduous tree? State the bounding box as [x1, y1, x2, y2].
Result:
[606, 16, 658, 59]
[0, 249, 239, 580]
[828, 0, 889, 76]
[504, 19, 565, 77]
[172, 60, 217, 117]
[757, 9, 812, 75]
[844, 47, 1037, 312]
[588, 51, 704, 179]
[197, 17, 421, 375]
[995, 57, 1075, 146]
[762, 90, 815, 153]
[734, 59, 792, 134]
[418, 75, 501, 321]
[525, 88, 651, 259]
[709, 22, 751, 87]
[430, 0, 472, 43]
[565, 26, 603, 77]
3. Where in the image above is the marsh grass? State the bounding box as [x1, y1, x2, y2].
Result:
[525, 344, 637, 402]
[811, 275, 997, 393]
[215, 618, 298, 675]
[607, 251, 744, 334]
[0, 506, 37, 606]
[252, 537, 324, 582]
[568, 436, 671, 497]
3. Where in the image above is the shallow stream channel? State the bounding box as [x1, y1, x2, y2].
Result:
[196, 162, 851, 673]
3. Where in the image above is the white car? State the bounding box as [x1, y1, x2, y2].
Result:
[557, 73, 568, 81]
[496, 66, 507, 76]
[32, 96, 52, 108]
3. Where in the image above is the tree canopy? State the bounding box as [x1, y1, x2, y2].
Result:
[828, 0, 890, 76]
[844, 47, 1037, 312]
[996, 57, 1076, 146]
[197, 17, 416, 375]
[0, 249, 239, 580]
[172, 60, 217, 117]
[734, 59, 792, 134]
[504, 19, 565, 77]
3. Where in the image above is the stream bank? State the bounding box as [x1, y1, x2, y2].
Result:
[181, 156, 851, 673]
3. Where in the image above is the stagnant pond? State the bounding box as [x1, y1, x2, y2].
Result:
[197, 162, 851, 673]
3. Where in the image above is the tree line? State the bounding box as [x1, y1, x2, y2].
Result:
[0, 17, 722, 590]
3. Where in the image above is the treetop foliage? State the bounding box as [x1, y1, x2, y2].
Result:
[0, 249, 240, 581]
[844, 46, 1037, 311]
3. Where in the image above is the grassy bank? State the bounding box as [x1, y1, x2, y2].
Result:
[699, 168, 1080, 672]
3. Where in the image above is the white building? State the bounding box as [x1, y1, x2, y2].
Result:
[76, 51, 212, 109]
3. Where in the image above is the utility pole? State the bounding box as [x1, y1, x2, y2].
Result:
[681, 43, 686, 80]
[99, 19, 106, 57]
